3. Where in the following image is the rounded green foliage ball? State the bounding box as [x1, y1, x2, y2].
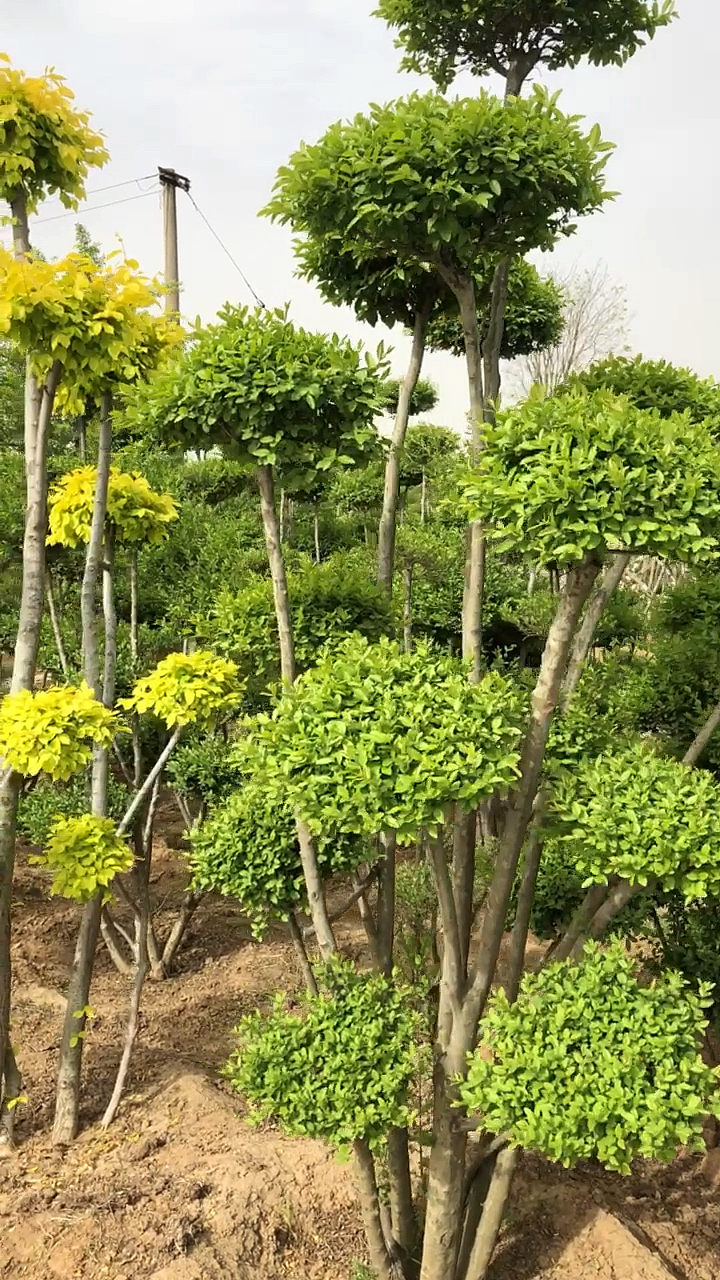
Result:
[226, 958, 420, 1150]
[459, 942, 720, 1174]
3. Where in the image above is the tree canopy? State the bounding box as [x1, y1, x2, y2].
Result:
[130, 304, 386, 488]
[374, 0, 677, 90]
[265, 89, 612, 282]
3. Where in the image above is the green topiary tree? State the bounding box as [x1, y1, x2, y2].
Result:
[374, 0, 677, 96]
[131, 302, 387, 960]
[266, 88, 611, 676]
[460, 943, 719, 1178]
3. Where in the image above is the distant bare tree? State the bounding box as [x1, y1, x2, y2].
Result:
[511, 262, 629, 395]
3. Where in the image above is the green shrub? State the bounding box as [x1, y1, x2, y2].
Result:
[226, 958, 420, 1150]
[187, 780, 365, 937]
[17, 772, 131, 847]
[459, 942, 720, 1174]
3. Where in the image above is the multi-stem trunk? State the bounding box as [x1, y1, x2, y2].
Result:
[377, 302, 432, 595]
[256, 464, 336, 959]
[53, 396, 113, 1145]
[462, 556, 601, 1031]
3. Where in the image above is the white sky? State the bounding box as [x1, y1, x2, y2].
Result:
[3, 1, 717, 431]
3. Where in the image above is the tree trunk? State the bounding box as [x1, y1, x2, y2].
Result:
[314, 508, 321, 564]
[561, 552, 631, 709]
[0, 345, 60, 1135]
[10, 193, 30, 258]
[503, 793, 548, 1003]
[354, 1139, 399, 1280]
[257, 465, 296, 684]
[160, 888, 203, 974]
[552, 883, 610, 964]
[101, 883, 149, 1128]
[377, 303, 431, 595]
[0, 772, 20, 1146]
[256, 463, 336, 959]
[463, 1147, 518, 1280]
[452, 808, 476, 976]
[53, 399, 113, 1145]
[437, 269, 485, 684]
[420, 471, 427, 524]
[403, 566, 413, 655]
[420, 1051, 468, 1280]
[79, 395, 112, 698]
[129, 550, 139, 668]
[482, 259, 511, 411]
[45, 568, 69, 677]
[683, 700, 720, 766]
[13, 364, 61, 691]
[464, 556, 601, 1029]
[387, 1125, 418, 1268]
[288, 912, 319, 995]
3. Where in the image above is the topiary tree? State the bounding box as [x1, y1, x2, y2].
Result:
[379, 375, 439, 419]
[266, 88, 611, 677]
[132, 302, 386, 958]
[188, 777, 365, 943]
[212, 372, 720, 1279]
[0, 56, 109, 1129]
[374, 0, 677, 97]
[231, 633, 523, 1275]
[373, 0, 674, 556]
[0, 246, 178, 1144]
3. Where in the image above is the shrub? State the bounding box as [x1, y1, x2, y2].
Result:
[459, 942, 720, 1174]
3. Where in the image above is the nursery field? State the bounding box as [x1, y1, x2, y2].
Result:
[5, 4, 720, 1279]
[4, 820, 720, 1280]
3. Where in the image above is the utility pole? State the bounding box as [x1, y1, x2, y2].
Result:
[158, 167, 190, 315]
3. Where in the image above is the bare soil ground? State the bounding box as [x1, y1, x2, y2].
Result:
[3, 814, 720, 1280]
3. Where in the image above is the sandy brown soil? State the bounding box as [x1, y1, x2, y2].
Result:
[3, 818, 720, 1280]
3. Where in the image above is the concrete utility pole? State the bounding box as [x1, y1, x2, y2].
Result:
[158, 167, 190, 314]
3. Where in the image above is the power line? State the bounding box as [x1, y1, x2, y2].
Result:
[34, 188, 160, 225]
[40, 174, 158, 205]
[185, 190, 265, 309]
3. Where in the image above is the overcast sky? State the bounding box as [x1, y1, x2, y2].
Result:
[3, 1, 717, 431]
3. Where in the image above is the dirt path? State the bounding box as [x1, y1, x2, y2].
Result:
[3, 839, 720, 1280]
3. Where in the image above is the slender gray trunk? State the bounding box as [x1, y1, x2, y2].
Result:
[288, 912, 319, 995]
[561, 552, 631, 710]
[403, 566, 413, 654]
[377, 303, 431, 594]
[0, 345, 60, 1135]
[463, 1148, 518, 1280]
[683, 700, 720, 766]
[256, 464, 336, 958]
[436, 268, 485, 684]
[462, 556, 601, 1030]
[45, 568, 69, 677]
[13, 364, 61, 691]
[354, 1139, 399, 1280]
[313, 509, 321, 564]
[129, 550, 139, 667]
[53, 399, 113, 1144]
[10, 194, 30, 258]
[482, 259, 510, 411]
